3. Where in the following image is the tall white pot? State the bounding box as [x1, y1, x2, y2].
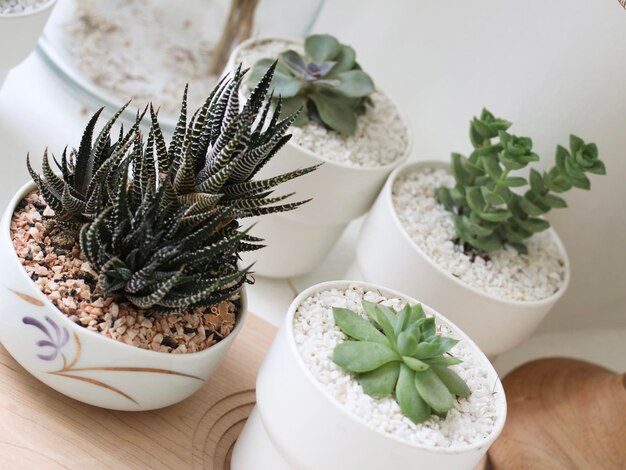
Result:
[226, 37, 412, 278]
[231, 280, 506, 470]
[0, 1, 57, 90]
[349, 161, 570, 358]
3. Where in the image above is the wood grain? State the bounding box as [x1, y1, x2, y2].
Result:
[489, 358, 626, 470]
[0, 313, 277, 470]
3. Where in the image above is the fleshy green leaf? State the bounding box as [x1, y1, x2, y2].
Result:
[309, 92, 357, 135]
[332, 70, 375, 98]
[403, 356, 430, 372]
[414, 368, 454, 413]
[333, 307, 388, 345]
[423, 356, 463, 366]
[432, 365, 471, 398]
[436, 187, 454, 212]
[397, 331, 419, 356]
[305, 34, 341, 63]
[362, 301, 397, 346]
[328, 45, 357, 75]
[332, 341, 398, 373]
[356, 362, 400, 397]
[501, 176, 527, 187]
[396, 365, 431, 424]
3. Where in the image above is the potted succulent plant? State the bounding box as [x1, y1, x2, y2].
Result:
[231, 280, 506, 469]
[0, 65, 314, 410]
[223, 33, 412, 278]
[350, 109, 606, 357]
[0, 0, 57, 90]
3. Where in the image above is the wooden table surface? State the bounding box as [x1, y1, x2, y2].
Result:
[0, 313, 277, 470]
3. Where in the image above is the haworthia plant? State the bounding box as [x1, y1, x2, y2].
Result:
[80, 146, 252, 314]
[29, 64, 316, 313]
[436, 109, 606, 254]
[248, 34, 375, 136]
[332, 301, 470, 424]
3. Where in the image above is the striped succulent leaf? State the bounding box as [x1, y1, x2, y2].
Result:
[166, 62, 319, 217]
[27, 104, 142, 231]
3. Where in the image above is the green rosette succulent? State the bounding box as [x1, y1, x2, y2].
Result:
[332, 301, 470, 424]
[436, 108, 606, 254]
[248, 34, 375, 136]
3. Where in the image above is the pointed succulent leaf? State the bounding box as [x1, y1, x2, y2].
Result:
[431, 365, 471, 398]
[332, 341, 398, 373]
[402, 356, 430, 372]
[332, 307, 389, 345]
[414, 368, 454, 413]
[423, 357, 463, 366]
[356, 362, 400, 397]
[309, 92, 357, 136]
[362, 301, 397, 346]
[396, 364, 431, 424]
[397, 331, 419, 357]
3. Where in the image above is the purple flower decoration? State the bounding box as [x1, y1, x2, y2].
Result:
[23, 316, 70, 361]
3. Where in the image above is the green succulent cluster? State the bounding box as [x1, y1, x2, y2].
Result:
[29, 64, 314, 313]
[332, 301, 470, 424]
[249, 34, 375, 136]
[436, 109, 606, 254]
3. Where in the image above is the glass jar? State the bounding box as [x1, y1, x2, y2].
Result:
[38, 0, 325, 131]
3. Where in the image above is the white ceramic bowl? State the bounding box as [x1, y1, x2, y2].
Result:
[231, 280, 507, 470]
[349, 160, 571, 358]
[0, 0, 57, 89]
[0, 181, 248, 411]
[229, 37, 412, 278]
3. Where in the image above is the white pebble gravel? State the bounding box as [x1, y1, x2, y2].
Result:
[293, 285, 500, 448]
[393, 167, 566, 302]
[0, 0, 50, 15]
[236, 39, 409, 168]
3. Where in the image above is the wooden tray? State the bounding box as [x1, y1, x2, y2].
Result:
[0, 313, 277, 470]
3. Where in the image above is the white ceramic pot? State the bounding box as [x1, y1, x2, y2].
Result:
[228, 37, 412, 278]
[0, 0, 57, 90]
[349, 160, 571, 358]
[231, 280, 506, 470]
[0, 181, 248, 411]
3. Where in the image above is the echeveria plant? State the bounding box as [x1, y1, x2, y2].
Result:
[436, 109, 606, 254]
[248, 34, 375, 136]
[332, 301, 470, 424]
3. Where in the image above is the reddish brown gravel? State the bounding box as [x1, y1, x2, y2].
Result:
[10, 190, 240, 354]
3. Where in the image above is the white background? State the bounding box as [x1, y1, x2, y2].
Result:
[314, 0, 626, 332]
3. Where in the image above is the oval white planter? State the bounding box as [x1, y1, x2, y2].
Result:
[0, 181, 248, 411]
[0, 0, 57, 90]
[349, 160, 571, 358]
[227, 37, 412, 278]
[231, 280, 506, 470]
